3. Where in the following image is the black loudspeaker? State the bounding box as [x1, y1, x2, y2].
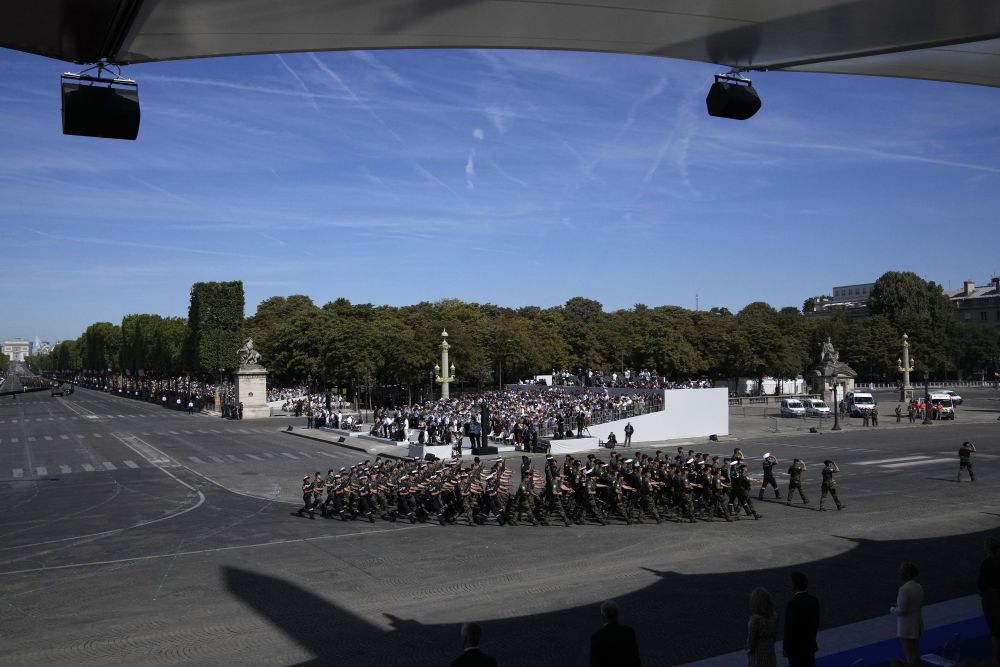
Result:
[61, 79, 141, 140]
[472, 446, 498, 456]
[706, 79, 761, 120]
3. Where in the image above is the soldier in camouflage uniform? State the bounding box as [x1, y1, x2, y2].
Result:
[786, 458, 809, 505]
[819, 460, 844, 511]
[297, 475, 315, 519]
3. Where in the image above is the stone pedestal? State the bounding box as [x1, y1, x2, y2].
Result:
[235, 365, 271, 419]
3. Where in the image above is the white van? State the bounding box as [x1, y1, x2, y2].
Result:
[927, 393, 956, 420]
[780, 398, 806, 417]
[844, 391, 876, 417]
[802, 398, 831, 416]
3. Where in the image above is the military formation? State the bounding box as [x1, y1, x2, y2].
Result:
[295, 446, 849, 525]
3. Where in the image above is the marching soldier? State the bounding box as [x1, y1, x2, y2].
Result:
[297, 475, 315, 519]
[583, 473, 608, 525]
[958, 441, 977, 482]
[734, 463, 762, 519]
[786, 458, 809, 505]
[547, 474, 573, 526]
[311, 472, 325, 516]
[819, 460, 844, 511]
[757, 452, 782, 500]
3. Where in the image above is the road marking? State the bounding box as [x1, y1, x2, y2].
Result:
[110, 433, 175, 467]
[48, 418, 54, 421]
[13, 468, 23, 478]
[209, 429, 221, 434]
[168, 430, 180, 435]
[316, 451, 338, 459]
[59, 435, 69, 440]
[245, 453, 264, 461]
[123, 460, 139, 469]
[209, 456, 225, 463]
[11, 437, 18, 443]
[81, 463, 94, 472]
[10, 419, 16, 423]
[76, 434, 86, 439]
[225, 454, 240, 461]
[140, 432, 151, 436]
[36, 466, 48, 476]
[27, 436, 36, 442]
[882, 459, 947, 469]
[855, 456, 932, 466]
[181, 430, 193, 435]
[262, 452, 276, 458]
[117, 414, 127, 418]
[280, 452, 299, 459]
[59, 465, 72, 474]
[92, 433, 102, 438]
[35, 418, 42, 422]
[297, 451, 311, 457]
[196, 430, 209, 434]
[43, 435, 53, 441]
[188, 456, 204, 464]
[102, 462, 117, 470]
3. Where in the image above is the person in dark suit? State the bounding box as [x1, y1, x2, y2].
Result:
[450, 622, 497, 667]
[783, 571, 820, 667]
[590, 600, 641, 667]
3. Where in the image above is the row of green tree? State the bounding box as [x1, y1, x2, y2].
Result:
[33, 272, 1000, 391]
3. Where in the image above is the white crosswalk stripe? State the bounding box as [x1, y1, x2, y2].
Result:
[11, 437, 18, 443]
[59, 465, 72, 474]
[245, 453, 264, 461]
[92, 433, 102, 438]
[209, 456, 225, 463]
[280, 452, 299, 459]
[76, 434, 86, 439]
[262, 452, 276, 458]
[188, 456, 205, 464]
[856, 456, 931, 466]
[13, 468, 23, 478]
[315, 451, 338, 459]
[43, 435, 53, 441]
[225, 454, 240, 461]
[36, 466, 47, 476]
[27, 436, 36, 442]
[59, 435, 69, 440]
[123, 460, 139, 469]
[882, 459, 947, 469]
[81, 463, 94, 472]
[102, 462, 117, 470]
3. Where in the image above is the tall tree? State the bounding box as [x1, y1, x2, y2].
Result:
[185, 281, 245, 379]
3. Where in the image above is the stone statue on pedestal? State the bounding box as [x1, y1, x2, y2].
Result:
[238, 338, 262, 367]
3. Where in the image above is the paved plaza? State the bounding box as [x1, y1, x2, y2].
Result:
[1, 386, 998, 665]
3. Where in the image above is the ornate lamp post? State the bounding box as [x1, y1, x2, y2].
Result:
[435, 329, 456, 399]
[922, 370, 931, 424]
[897, 333, 915, 401]
[830, 374, 841, 431]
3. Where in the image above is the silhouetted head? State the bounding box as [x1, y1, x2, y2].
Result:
[460, 622, 482, 648]
[791, 571, 809, 592]
[600, 600, 620, 624]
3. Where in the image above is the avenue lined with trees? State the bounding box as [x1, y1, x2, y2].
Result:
[33, 272, 1000, 397]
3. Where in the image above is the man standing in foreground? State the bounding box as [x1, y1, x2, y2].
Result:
[783, 571, 820, 667]
[590, 599, 641, 667]
[449, 622, 497, 667]
[958, 441, 977, 482]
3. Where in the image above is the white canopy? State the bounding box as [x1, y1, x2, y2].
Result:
[3, 0, 1000, 87]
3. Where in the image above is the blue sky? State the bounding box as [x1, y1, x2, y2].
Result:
[1, 47, 999, 343]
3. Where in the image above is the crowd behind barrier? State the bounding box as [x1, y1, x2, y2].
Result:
[545, 367, 713, 390]
[362, 387, 663, 450]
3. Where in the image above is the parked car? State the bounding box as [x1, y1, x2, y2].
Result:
[780, 398, 807, 417]
[802, 398, 831, 416]
[941, 389, 963, 405]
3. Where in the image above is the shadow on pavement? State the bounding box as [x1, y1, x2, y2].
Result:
[223, 522, 1000, 666]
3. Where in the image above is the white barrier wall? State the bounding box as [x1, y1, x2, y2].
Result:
[586, 388, 729, 443]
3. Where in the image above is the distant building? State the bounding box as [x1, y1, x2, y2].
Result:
[806, 282, 874, 318]
[3, 339, 30, 362]
[946, 277, 1000, 327]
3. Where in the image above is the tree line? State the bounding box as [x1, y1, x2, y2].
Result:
[32, 272, 1000, 393]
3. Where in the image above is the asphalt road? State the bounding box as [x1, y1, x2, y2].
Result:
[1, 386, 999, 666]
